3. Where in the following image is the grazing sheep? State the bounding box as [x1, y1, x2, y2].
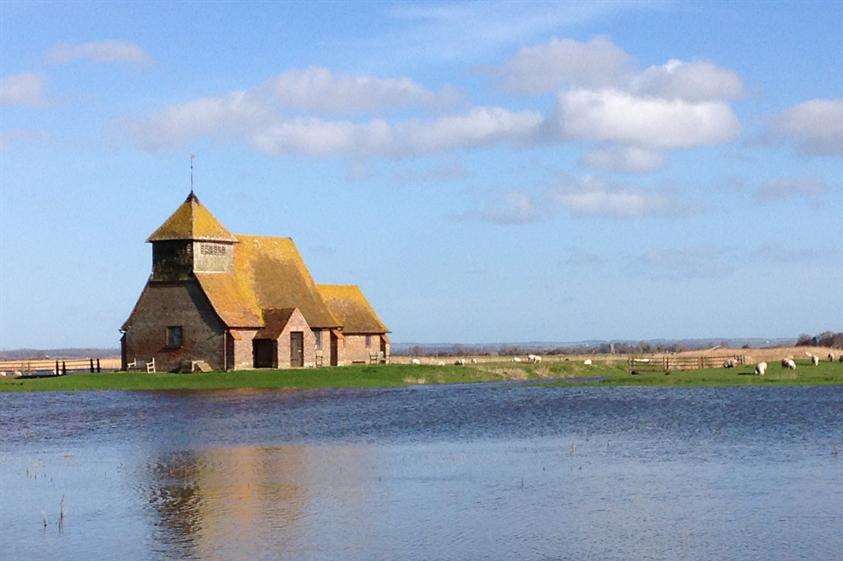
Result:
[410, 358, 421, 365]
[755, 362, 767, 376]
[828, 353, 836, 362]
[723, 359, 736, 368]
[782, 359, 797, 370]
[436, 360, 446, 366]
[469, 358, 478, 364]
[454, 358, 466, 366]
[512, 357, 522, 363]
[527, 354, 542, 363]
[811, 355, 820, 366]
[583, 359, 593, 366]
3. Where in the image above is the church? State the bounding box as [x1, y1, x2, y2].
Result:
[121, 192, 389, 371]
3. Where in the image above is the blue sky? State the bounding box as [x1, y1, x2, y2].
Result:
[1, 1, 841, 348]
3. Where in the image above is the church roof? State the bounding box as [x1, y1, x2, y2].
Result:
[195, 235, 340, 329]
[147, 192, 237, 243]
[317, 284, 388, 334]
[254, 308, 299, 339]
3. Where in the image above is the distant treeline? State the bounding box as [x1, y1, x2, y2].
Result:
[0, 348, 119, 360]
[796, 331, 843, 349]
[397, 340, 756, 357]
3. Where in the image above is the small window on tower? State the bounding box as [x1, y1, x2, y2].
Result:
[166, 326, 183, 348]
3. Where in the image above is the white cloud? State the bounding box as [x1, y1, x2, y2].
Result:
[548, 177, 673, 218]
[0, 129, 49, 151]
[755, 177, 827, 202]
[631, 59, 744, 102]
[383, 3, 641, 63]
[0, 73, 45, 107]
[771, 99, 843, 155]
[581, 145, 665, 173]
[125, 91, 542, 158]
[123, 91, 273, 151]
[553, 88, 740, 149]
[495, 36, 633, 94]
[266, 66, 459, 113]
[47, 40, 153, 65]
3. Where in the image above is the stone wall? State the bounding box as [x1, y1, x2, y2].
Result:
[124, 280, 225, 371]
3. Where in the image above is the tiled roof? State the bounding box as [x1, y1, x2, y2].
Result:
[317, 284, 388, 334]
[194, 273, 262, 327]
[195, 235, 340, 329]
[147, 193, 237, 243]
[255, 308, 298, 339]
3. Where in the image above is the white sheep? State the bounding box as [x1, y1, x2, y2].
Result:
[723, 359, 736, 368]
[583, 359, 592, 366]
[527, 354, 542, 363]
[454, 358, 466, 366]
[828, 353, 836, 362]
[436, 360, 446, 366]
[811, 355, 819, 366]
[410, 358, 421, 365]
[469, 358, 478, 364]
[755, 361, 767, 376]
[782, 359, 797, 370]
[512, 357, 522, 363]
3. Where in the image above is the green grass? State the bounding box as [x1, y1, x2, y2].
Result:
[545, 359, 843, 387]
[1, 359, 842, 393]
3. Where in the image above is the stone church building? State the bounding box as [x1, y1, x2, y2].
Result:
[121, 192, 389, 371]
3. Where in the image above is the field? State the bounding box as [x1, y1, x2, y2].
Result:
[1, 353, 841, 392]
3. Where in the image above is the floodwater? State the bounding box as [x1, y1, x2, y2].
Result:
[1, 383, 841, 561]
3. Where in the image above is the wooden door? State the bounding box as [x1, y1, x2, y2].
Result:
[330, 332, 338, 366]
[290, 332, 304, 367]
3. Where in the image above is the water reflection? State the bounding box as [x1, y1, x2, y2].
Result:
[1, 384, 841, 561]
[140, 444, 373, 561]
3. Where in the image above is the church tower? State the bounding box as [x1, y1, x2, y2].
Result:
[146, 192, 237, 281]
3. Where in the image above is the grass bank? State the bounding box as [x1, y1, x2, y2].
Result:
[1, 360, 841, 393]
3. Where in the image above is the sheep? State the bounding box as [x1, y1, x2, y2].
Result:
[512, 357, 522, 363]
[436, 360, 446, 366]
[527, 354, 542, 363]
[723, 359, 736, 368]
[454, 358, 466, 366]
[827, 353, 836, 362]
[469, 358, 478, 364]
[583, 359, 593, 366]
[810, 354, 819, 366]
[755, 361, 767, 376]
[782, 359, 797, 370]
[410, 358, 421, 365]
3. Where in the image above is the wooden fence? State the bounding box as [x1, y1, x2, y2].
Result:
[628, 354, 747, 374]
[0, 358, 111, 377]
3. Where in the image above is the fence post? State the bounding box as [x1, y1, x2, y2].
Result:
[96, 358, 101, 373]
[89, 358, 94, 372]
[55, 360, 59, 375]
[62, 361, 67, 375]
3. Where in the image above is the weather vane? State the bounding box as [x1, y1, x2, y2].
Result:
[189, 154, 196, 196]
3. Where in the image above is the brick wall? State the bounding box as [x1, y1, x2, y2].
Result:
[340, 333, 390, 365]
[124, 280, 225, 371]
[274, 309, 316, 368]
[228, 329, 258, 370]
